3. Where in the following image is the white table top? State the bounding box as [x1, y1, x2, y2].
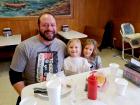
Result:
[21, 68, 140, 105]
[58, 30, 87, 40]
[0, 34, 21, 47]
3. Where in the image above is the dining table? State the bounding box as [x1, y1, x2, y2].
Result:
[58, 30, 87, 40]
[20, 67, 140, 105]
[0, 34, 21, 47]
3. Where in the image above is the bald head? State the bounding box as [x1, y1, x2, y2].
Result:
[38, 13, 57, 41]
[38, 12, 55, 26]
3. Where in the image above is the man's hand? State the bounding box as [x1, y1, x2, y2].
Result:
[13, 81, 25, 96]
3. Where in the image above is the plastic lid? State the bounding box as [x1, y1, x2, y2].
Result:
[3, 28, 11, 31]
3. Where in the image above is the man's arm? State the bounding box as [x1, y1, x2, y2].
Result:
[9, 69, 25, 96]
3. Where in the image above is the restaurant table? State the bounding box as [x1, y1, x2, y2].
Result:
[0, 34, 21, 47]
[58, 30, 87, 40]
[21, 68, 140, 105]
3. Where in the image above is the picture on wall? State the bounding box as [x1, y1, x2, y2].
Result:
[0, 0, 71, 17]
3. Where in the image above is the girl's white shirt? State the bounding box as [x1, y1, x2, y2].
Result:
[64, 56, 91, 74]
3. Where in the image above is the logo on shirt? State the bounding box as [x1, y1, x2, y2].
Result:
[36, 51, 58, 82]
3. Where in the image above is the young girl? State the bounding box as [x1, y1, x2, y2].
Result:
[83, 39, 102, 70]
[64, 38, 91, 76]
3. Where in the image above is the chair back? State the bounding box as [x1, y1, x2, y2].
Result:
[120, 23, 135, 36]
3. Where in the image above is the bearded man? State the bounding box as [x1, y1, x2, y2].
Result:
[9, 12, 66, 105]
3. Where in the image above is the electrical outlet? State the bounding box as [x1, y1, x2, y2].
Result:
[113, 37, 117, 40]
[113, 37, 117, 48]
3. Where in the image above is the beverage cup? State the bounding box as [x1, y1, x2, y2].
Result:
[109, 63, 119, 80]
[115, 78, 128, 96]
[46, 79, 61, 105]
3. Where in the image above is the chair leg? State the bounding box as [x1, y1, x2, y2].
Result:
[122, 40, 125, 60]
[132, 48, 134, 57]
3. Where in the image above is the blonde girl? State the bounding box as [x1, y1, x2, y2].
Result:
[64, 38, 91, 76]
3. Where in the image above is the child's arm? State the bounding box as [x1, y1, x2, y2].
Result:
[83, 58, 91, 72]
[97, 56, 102, 69]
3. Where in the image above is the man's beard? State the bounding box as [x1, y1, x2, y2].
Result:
[39, 30, 56, 41]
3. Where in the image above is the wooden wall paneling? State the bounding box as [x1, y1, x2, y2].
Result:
[28, 19, 38, 36]
[56, 18, 74, 31]
[112, 0, 140, 49]
[0, 20, 11, 35]
[134, 22, 140, 32]
[84, 0, 114, 46]
[113, 1, 124, 19]
[12, 20, 31, 40]
[97, 0, 113, 28]
[84, 26, 104, 47]
[85, 0, 100, 27]
[75, 0, 86, 31]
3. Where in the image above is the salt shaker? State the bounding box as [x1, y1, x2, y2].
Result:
[87, 74, 97, 100]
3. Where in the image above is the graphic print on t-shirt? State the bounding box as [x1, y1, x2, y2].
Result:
[36, 51, 58, 82]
